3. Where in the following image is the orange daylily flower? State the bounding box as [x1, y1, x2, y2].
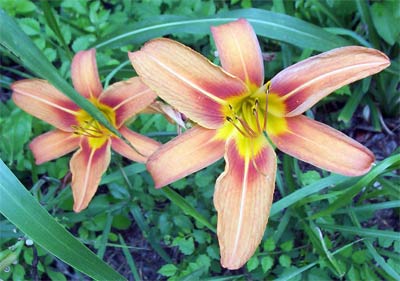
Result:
[12, 49, 160, 212]
[129, 19, 390, 269]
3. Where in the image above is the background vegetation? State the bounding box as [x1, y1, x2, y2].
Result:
[0, 0, 399, 280]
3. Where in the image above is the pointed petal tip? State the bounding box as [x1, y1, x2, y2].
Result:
[73, 203, 86, 213]
[71, 48, 103, 98]
[272, 46, 391, 116]
[211, 18, 264, 87]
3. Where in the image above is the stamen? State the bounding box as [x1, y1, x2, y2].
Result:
[253, 99, 262, 134]
[226, 116, 250, 138]
[235, 115, 257, 138]
[263, 82, 271, 130]
[72, 119, 108, 138]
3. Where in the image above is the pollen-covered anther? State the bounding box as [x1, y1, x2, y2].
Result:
[226, 116, 249, 137]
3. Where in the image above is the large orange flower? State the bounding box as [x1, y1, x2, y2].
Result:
[12, 49, 160, 212]
[129, 19, 390, 269]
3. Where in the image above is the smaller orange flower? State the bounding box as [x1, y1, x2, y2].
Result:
[12, 49, 160, 212]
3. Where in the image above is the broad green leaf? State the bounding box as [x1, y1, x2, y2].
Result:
[370, 1, 400, 45]
[0, 160, 125, 280]
[95, 8, 350, 52]
[0, 9, 120, 138]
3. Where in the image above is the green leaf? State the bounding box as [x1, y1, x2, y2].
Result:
[278, 254, 291, 268]
[12, 264, 25, 281]
[0, 9, 120, 138]
[96, 8, 349, 52]
[352, 250, 368, 264]
[275, 263, 317, 281]
[263, 237, 276, 252]
[130, 205, 172, 263]
[41, 0, 72, 58]
[119, 235, 140, 281]
[312, 154, 400, 218]
[319, 224, 400, 241]
[271, 174, 347, 216]
[162, 187, 216, 233]
[280, 240, 294, 252]
[172, 236, 195, 255]
[47, 270, 67, 281]
[17, 18, 40, 36]
[356, 0, 380, 48]
[246, 256, 259, 272]
[349, 211, 400, 280]
[158, 264, 178, 277]
[0, 160, 125, 280]
[261, 256, 274, 273]
[299, 171, 321, 186]
[370, 1, 400, 45]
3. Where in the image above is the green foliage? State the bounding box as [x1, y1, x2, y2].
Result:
[0, 0, 398, 280]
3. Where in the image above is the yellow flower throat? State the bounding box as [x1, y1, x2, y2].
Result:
[72, 100, 116, 149]
[216, 82, 287, 157]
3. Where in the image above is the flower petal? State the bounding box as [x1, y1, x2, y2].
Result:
[146, 126, 225, 188]
[211, 18, 264, 88]
[270, 46, 390, 116]
[70, 137, 111, 212]
[269, 115, 375, 176]
[30, 130, 80, 164]
[11, 79, 79, 131]
[129, 38, 248, 129]
[214, 137, 276, 270]
[111, 126, 160, 163]
[99, 77, 157, 127]
[71, 49, 103, 99]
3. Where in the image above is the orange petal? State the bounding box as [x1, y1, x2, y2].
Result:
[11, 79, 79, 131]
[269, 115, 375, 176]
[30, 130, 80, 164]
[146, 126, 225, 188]
[211, 18, 264, 88]
[129, 38, 248, 129]
[214, 137, 276, 269]
[70, 137, 111, 212]
[99, 77, 157, 127]
[71, 49, 103, 99]
[111, 126, 161, 163]
[270, 46, 390, 116]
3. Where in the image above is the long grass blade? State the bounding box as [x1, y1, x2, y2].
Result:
[0, 160, 125, 280]
[95, 9, 349, 52]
